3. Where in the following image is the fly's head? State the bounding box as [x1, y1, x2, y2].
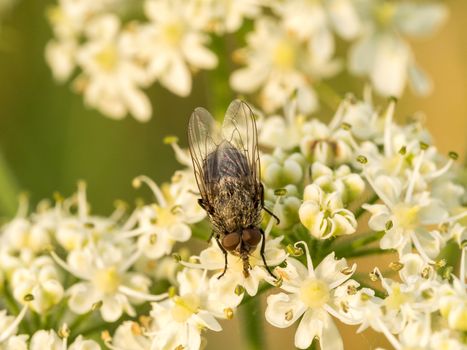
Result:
[221, 227, 262, 255]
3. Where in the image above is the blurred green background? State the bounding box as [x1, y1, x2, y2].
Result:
[0, 0, 465, 349]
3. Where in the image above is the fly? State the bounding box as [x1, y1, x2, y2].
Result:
[187, 100, 278, 279]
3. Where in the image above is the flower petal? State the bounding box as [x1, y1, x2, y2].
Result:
[265, 293, 306, 328]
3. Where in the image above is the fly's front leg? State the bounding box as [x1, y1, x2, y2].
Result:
[260, 183, 280, 225]
[259, 228, 276, 279]
[215, 235, 228, 279]
[207, 230, 214, 243]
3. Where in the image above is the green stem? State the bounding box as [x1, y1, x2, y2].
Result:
[69, 311, 94, 336]
[241, 283, 273, 306]
[240, 296, 265, 350]
[352, 277, 386, 299]
[77, 322, 109, 340]
[0, 150, 20, 217]
[332, 231, 385, 257]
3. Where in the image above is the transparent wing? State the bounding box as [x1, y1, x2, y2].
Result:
[222, 100, 261, 186]
[187, 107, 219, 205]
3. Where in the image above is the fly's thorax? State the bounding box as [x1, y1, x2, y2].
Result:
[209, 177, 262, 233]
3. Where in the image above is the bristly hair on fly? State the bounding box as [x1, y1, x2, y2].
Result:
[187, 99, 278, 279]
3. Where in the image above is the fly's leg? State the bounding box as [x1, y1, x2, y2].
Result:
[263, 206, 280, 225]
[260, 228, 276, 279]
[215, 235, 228, 279]
[260, 183, 280, 225]
[198, 198, 206, 209]
[207, 230, 214, 243]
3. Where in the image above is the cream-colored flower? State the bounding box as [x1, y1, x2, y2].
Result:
[129, 175, 204, 259]
[299, 184, 357, 239]
[187, 236, 286, 296]
[52, 242, 162, 322]
[76, 14, 151, 121]
[349, 1, 448, 97]
[136, 0, 218, 96]
[265, 246, 356, 349]
[231, 17, 339, 113]
[149, 269, 224, 350]
[11, 256, 64, 313]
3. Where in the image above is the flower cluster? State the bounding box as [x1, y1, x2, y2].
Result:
[1, 91, 464, 349]
[45, 0, 448, 120]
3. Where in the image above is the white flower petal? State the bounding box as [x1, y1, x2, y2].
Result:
[294, 309, 322, 349]
[265, 293, 306, 328]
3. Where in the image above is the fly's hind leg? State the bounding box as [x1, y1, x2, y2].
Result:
[260, 183, 280, 225]
[259, 228, 276, 279]
[215, 235, 228, 279]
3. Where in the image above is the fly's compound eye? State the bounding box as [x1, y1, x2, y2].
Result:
[242, 228, 262, 247]
[222, 232, 241, 251]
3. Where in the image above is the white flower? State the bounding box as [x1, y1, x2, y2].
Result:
[273, 0, 360, 41]
[299, 101, 356, 165]
[29, 330, 101, 350]
[231, 17, 339, 113]
[76, 14, 151, 121]
[129, 175, 204, 259]
[149, 269, 224, 350]
[192, 0, 261, 34]
[137, 0, 218, 96]
[261, 149, 306, 189]
[187, 236, 286, 296]
[45, 39, 77, 82]
[363, 172, 448, 261]
[311, 162, 365, 203]
[299, 184, 357, 239]
[11, 256, 64, 313]
[112, 321, 151, 350]
[349, 1, 448, 97]
[29, 330, 62, 350]
[265, 246, 356, 349]
[0, 334, 28, 350]
[258, 99, 308, 150]
[341, 89, 384, 141]
[52, 242, 160, 322]
[0, 309, 28, 347]
[439, 277, 467, 332]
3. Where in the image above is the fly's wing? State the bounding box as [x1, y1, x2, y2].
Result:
[187, 107, 219, 206]
[222, 100, 261, 188]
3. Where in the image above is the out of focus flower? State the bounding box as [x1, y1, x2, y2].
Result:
[137, 0, 218, 97]
[231, 17, 339, 113]
[30, 329, 101, 350]
[76, 15, 152, 121]
[349, 0, 448, 97]
[11, 256, 64, 313]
